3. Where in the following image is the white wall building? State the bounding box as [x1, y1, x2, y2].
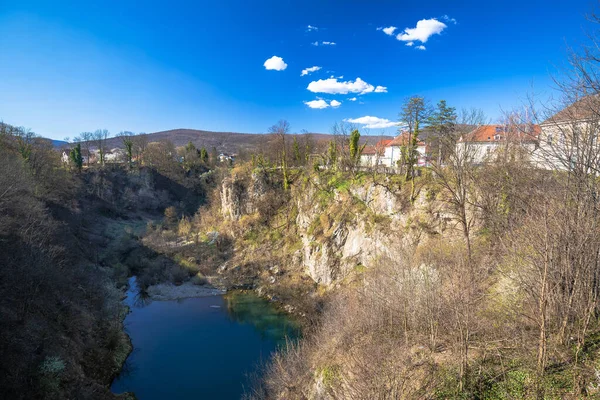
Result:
[456, 125, 539, 164]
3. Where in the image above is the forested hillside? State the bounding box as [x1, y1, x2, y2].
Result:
[0, 124, 213, 399]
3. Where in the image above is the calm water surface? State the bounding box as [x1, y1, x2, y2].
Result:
[111, 277, 299, 399]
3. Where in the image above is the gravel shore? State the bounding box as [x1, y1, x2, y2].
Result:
[147, 281, 226, 301]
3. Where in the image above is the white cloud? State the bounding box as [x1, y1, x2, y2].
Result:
[345, 116, 399, 129]
[442, 15, 457, 24]
[377, 26, 397, 36]
[307, 25, 319, 31]
[263, 56, 288, 71]
[301, 66, 322, 76]
[304, 99, 329, 109]
[374, 85, 388, 93]
[416, 45, 426, 50]
[406, 41, 414, 46]
[304, 99, 342, 109]
[307, 77, 385, 95]
[396, 18, 447, 44]
[348, 97, 357, 101]
[312, 41, 336, 46]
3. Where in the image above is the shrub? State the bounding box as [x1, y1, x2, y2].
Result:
[38, 356, 66, 395]
[164, 206, 178, 225]
[191, 273, 208, 286]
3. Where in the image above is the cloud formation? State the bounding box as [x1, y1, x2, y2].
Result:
[301, 66, 322, 76]
[312, 41, 336, 46]
[345, 116, 399, 129]
[377, 26, 397, 36]
[263, 56, 288, 71]
[416, 45, 426, 50]
[307, 77, 384, 95]
[307, 25, 319, 31]
[441, 15, 457, 24]
[348, 97, 357, 101]
[374, 85, 388, 93]
[304, 99, 342, 109]
[304, 99, 329, 109]
[396, 18, 447, 44]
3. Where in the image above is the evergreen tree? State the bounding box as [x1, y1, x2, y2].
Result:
[328, 140, 338, 169]
[349, 129, 360, 160]
[69, 143, 83, 172]
[185, 141, 196, 153]
[428, 100, 457, 165]
[200, 146, 209, 164]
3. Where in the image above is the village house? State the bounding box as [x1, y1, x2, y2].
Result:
[104, 148, 126, 163]
[456, 124, 539, 164]
[359, 139, 389, 167]
[531, 96, 600, 171]
[61, 147, 95, 165]
[385, 133, 428, 167]
[360, 134, 428, 168]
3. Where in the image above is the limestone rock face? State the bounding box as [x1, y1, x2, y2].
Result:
[219, 169, 447, 287]
[295, 184, 441, 286]
[221, 171, 271, 220]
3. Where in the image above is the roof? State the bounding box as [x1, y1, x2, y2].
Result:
[361, 139, 389, 156]
[388, 132, 425, 147]
[459, 124, 540, 143]
[361, 146, 378, 155]
[542, 95, 600, 124]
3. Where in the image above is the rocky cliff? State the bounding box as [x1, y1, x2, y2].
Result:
[219, 169, 452, 287]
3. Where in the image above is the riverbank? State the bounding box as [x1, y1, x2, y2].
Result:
[147, 281, 226, 300]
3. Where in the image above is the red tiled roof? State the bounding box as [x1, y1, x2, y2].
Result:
[388, 132, 425, 147]
[361, 139, 389, 155]
[361, 146, 377, 155]
[459, 125, 540, 143]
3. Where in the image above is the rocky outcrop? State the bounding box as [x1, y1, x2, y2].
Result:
[219, 169, 448, 287]
[294, 182, 441, 286]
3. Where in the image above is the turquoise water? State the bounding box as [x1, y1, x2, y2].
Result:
[111, 278, 299, 399]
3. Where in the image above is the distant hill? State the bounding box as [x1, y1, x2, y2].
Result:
[100, 128, 393, 155]
[50, 139, 68, 148]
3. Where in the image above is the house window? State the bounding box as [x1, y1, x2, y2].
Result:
[547, 134, 553, 144]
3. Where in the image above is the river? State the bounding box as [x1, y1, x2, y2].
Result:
[111, 277, 299, 399]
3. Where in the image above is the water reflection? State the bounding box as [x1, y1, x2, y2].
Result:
[223, 291, 301, 346]
[112, 278, 299, 400]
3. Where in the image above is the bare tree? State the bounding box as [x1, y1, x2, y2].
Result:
[132, 133, 149, 165]
[91, 129, 110, 166]
[268, 120, 291, 190]
[117, 131, 135, 167]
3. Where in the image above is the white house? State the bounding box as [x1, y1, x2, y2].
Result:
[456, 124, 539, 164]
[361, 134, 428, 168]
[61, 151, 70, 164]
[382, 133, 428, 167]
[532, 96, 600, 171]
[360, 139, 389, 167]
[104, 148, 126, 163]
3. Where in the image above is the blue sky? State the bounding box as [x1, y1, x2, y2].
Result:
[0, 0, 595, 140]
